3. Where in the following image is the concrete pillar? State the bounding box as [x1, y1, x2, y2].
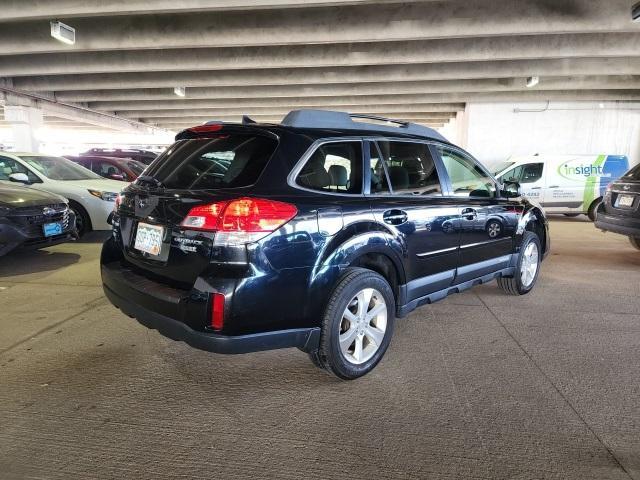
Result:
[4, 105, 43, 152]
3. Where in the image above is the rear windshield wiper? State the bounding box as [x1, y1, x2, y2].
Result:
[136, 175, 165, 189]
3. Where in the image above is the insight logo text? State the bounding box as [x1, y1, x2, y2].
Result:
[563, 164, 604, 177]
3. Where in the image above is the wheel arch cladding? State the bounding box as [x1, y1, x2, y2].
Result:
[348, 251, 403, 301]
[520, 207, 548, 255]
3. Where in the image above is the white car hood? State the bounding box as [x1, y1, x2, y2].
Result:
[60, 178, 127, 192]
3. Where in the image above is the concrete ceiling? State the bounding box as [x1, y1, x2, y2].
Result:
[1, 0, 639, 132]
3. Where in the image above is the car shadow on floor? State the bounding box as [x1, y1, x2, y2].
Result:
[75, 231, 111, 244]
[0, 249, 81, 277]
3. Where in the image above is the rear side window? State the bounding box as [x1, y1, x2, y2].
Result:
[623, 164, 640, 180]
[296, 141, 363, 194]
[374, 140, 442, 196]
[147, 135, 277, 189]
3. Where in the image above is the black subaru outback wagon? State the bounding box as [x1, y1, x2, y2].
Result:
[101, 110, 549, 379]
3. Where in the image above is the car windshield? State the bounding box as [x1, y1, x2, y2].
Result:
[127, 161, 146, 176]
[622, 164, 640, 180]
[20, 155, 102, 181]
[492, 161, 515, 176]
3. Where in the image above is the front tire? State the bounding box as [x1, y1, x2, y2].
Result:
[69, 201, 92, 237]
[312, 268, 395, 380]
[629, 236, 640, 251]
[498, 231, 541, 296]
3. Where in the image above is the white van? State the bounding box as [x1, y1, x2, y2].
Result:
[494, 154, 630, 220]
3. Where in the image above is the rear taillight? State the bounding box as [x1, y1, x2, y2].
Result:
[211, 293, 225, 331]
[188, 124, 223, 133]
[180, 197, 297, 244]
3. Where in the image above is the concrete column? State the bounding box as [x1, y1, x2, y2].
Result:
[4, 105, 43, 152]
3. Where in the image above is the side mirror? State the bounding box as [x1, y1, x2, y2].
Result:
[502, 180, 521, 198]
[9, 173, 30, 184]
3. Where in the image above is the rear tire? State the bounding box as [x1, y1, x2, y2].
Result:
[587, 198, 602, 222]
[629, 236, 640, 251]
[311, 267, 395, 380]
[68, 201, 92, 237]
[498, 231, 541, 296]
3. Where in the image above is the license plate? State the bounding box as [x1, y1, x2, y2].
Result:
[618, 194, 635, 208]
[134, 222, 164, 256]
[43, 222, 63, 237]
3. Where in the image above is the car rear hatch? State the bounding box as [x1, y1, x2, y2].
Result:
[605, 165, 640, 217]
[114, 127, 281, 286]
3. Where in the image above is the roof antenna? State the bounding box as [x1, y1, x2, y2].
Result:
[242, 115, 257, 124]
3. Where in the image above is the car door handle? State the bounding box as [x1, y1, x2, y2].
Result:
[382, 210, 408, 225]
[548, 185, 559, 188]
[530, 187, 541, 190]
[461, 208, 477, 220]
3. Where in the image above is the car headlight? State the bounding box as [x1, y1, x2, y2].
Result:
[88, 189, 118, 202]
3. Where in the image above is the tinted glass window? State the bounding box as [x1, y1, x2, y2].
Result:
[127, 161, 146, 176]
[369, 143, 391, 194]
[146, 135, 277, 190]
[622, 164, 640, 180]
[502, 163, 543, 184]
[0, 156, 41, 183]
[376, 140, 442, 196]
[438, 147, 496, 198]
[296, 141, 363, 194]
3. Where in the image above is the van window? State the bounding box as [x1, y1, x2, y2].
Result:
[296, 141, 363, 194]
[375, 140, 442, 196]
[503, 163, 543, 184]
[147, 135, 277, 189]
[437, 147, 496, 198]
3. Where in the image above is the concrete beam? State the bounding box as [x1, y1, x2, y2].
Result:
[0, 0, 634, 55]
[14, 58, 640, 92]
[94, 91, 640, 113]
[52, 76, 640, 103]
[3, 33, 640, 77]
[0, 88, 168, 134]
[0, 0, 429, 22]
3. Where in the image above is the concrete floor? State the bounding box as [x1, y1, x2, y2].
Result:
[0, 217, 639, 480]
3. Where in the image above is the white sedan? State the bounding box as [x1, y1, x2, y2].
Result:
[0, 151, 126, 235]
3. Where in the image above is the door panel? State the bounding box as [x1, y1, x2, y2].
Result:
[435, 145, 519, 282]
[367, 140, 460, 301]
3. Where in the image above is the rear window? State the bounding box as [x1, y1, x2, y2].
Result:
[622, 164, 640, 180]
[145, 135, 277, 189]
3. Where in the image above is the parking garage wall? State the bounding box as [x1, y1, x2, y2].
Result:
[462, 102, 640, 171]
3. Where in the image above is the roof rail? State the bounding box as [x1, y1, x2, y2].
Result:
[280, 109, 446, 141]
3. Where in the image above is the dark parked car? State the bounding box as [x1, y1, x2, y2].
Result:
[82, 148, 158, 165]
[66, 155, 146, 182]
[595, 163, 640, 250]
[0, 179, 76, 256]
[101, 110, 550, 379]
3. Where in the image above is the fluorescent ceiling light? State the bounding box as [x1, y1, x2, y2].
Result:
[526, 76, 539, 88]
[174, 87, 186, 97]
[50, 20, 75, 45]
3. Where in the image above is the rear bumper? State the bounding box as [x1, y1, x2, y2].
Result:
[101, 261, 320, 354]
[595, 211, 640, 238]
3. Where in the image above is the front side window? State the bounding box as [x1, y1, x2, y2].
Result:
[374, 140, 442, 196]
[296, 141, 363, 194]
[437, 147, 496, 198]
[503, 163, 543, 184]
[0, 156, 41, 183]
